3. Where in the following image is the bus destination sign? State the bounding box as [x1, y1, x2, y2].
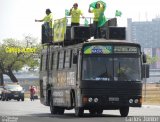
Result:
[84, 45, 112, 54]
[114, 46, 138, 53]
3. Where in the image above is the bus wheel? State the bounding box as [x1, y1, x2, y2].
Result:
[89, 109, 96, 115]
[50, 97, 58, 114]
[120, 106, 129, 117]
[75, 107, 84, 117]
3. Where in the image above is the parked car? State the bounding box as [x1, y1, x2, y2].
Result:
[1, 83, 24, 101]
[0, 86, 4, 100]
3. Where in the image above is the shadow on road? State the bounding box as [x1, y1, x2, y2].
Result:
[28, 113, 121, 119]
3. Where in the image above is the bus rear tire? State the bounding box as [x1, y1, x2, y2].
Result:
[50, 96, 58, 115]
[75, 107, 84, 117]
[120, 106, 129, 117]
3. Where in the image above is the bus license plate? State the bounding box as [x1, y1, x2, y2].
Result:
[14, 95, 19, 97]
[109, 97, 119, 101]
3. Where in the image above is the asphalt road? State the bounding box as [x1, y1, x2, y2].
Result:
[0, 99, 160, 122]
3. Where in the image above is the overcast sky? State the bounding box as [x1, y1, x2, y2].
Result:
[1, 0, 160, 42]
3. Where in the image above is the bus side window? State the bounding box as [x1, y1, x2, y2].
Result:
[63, 50, 66, 69]
[65, 50, 70, 68]
[57, 52, 60, 69]
[42, 54, 46, 71]
[58, 51, 64, 69]
[53, 52, 58, 70]
[45, 54, 49, 70]
[50, 53, 54, 70]
[70, 50, 72, 68]
[40, 55, 43, 71]
[73, 49, 78, 64]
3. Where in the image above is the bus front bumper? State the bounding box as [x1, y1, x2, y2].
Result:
[81, 96, 142, 109]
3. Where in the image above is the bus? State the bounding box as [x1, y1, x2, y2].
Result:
[39, 39, 149, 117]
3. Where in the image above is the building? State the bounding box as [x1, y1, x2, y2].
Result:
[127, 18, 160, 47]
[127, 18, 160, 82]
[127, 18, 160, 69]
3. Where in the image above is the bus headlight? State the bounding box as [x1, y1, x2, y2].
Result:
[88, 97, 93, 102]
[129, 99, 133, 103]
[134, 99, 139, 103]
[94, 98, 98, 103]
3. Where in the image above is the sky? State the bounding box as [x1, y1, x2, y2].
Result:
[0, 0, 160, 42]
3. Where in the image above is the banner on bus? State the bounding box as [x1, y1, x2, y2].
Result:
[53, 17, 66, 42]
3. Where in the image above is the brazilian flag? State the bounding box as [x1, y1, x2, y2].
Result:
[115, 10, 122, 17]
[65, 9, 70, 16]
[90, 0, 107, 27]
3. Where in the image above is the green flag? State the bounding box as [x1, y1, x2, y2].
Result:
[98, 12, 108, 27]
[115, 10, 122, 17]
[84, 18, 89, 27]
[89, 0, 107, 27]
[89, 0, 106, 10]
[65, 9, 70, 16]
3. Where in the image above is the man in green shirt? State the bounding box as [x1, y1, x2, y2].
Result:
[89, 2, 104, 38]
[69, 3, 84, 26]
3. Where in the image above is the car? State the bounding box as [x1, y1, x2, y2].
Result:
[0, 86, 4, 100]
[1, 83, 25, 101]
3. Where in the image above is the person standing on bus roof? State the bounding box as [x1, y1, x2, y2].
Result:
[69, 3, 85, 26]
[35, 9, 53, 42]
[88, 2, 104, 38]
[35, 9, 53, 28]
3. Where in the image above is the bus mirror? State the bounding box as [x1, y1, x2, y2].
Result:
[73, 53, 78, 64]
[142, 64, 150, 78]
[142, 53, 147, 63]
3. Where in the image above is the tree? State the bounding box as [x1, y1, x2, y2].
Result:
[146, 54, 159, 65]
[0, 36, 41, 83]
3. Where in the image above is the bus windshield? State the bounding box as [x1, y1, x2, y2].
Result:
[82, 55, 141, 81]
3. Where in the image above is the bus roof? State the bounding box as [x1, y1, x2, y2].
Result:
[41, 39, 141, 53]
[85, 39, 140, 45]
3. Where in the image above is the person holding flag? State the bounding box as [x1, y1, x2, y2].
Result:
[69, 3, 85, 26]
[89, 1, 105, 38]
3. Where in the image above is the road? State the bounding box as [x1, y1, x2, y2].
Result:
[0, 99, 160, 122]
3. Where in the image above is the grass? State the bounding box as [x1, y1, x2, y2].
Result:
[142, 83, 160, 105]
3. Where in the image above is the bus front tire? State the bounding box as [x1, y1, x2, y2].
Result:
[120, 106, 129, 117]
[75, 107, 84, 117]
